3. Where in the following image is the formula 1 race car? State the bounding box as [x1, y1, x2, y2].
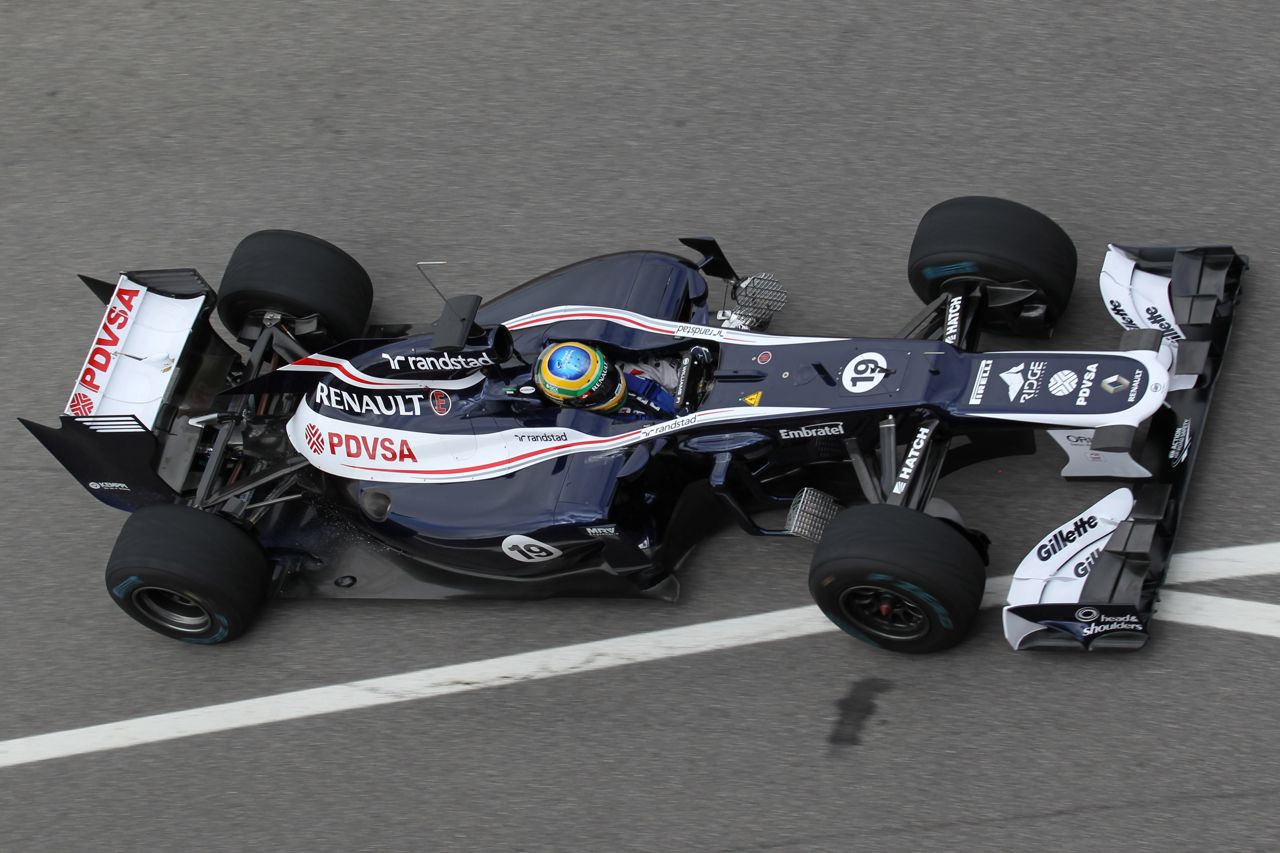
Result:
[21, 197, 1246, 652]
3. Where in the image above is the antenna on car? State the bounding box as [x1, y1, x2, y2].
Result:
[415, 260, 485, 353]
[416, 260, 453, 311]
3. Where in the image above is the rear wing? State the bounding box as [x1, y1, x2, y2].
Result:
[21, 270, 237, 510]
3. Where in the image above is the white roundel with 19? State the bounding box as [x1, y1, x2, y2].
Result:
[841, 352, 888, 394]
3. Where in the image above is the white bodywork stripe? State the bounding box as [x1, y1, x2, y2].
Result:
[502, 304, 845, 345]
[287, 400, 827, 483]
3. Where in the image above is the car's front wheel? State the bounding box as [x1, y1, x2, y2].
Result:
[809, 503, 987, 653]
[104, 504, 270, 644]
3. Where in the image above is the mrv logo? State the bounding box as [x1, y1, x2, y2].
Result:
[892, 425, 933, 495]
[779, 422, 845, 440]
[314, 385, 427, 416]
[1036, 515, 1099, 560]
[381, 351, 495, 372]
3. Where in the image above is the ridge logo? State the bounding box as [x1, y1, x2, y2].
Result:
[999, 361, 1047, 402]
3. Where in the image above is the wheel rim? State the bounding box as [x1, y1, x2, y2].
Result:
[131, 587, 213, 634]
[837, 584, 930, 641]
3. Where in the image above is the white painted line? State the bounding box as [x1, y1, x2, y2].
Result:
[1157, 591, 1280, 638]
[0, 606, 834, 770]
[1166, 541, 1280, 585]
[1, 541, 1278, 771]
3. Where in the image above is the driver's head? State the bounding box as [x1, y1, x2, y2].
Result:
[534, 342, 626, 412]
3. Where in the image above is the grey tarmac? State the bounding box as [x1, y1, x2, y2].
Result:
[3, 1, 1280, 851]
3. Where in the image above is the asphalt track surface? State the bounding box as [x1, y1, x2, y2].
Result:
[3, 2, 1280, 850]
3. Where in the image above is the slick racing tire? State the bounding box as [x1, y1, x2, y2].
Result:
[104, 504, 270, 644]
[907, 196, 1077, 336]
[809, 504, 986, 654]
[218, 229, 373, 343]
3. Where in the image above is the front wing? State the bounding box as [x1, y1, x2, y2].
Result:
[1003, 244, 1246, 650]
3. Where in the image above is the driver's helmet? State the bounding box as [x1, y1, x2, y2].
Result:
[534, 342, 627, 412]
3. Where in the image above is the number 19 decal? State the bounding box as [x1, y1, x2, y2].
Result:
[501, 534, 563, 562]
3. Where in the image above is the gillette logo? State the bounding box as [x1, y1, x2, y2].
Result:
[1036, 515, 1099, 561]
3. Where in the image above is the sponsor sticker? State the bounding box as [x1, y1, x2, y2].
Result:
[381, 351, 495, 372]
[1072, 548, 1101, 577]
[1107, 299, 1139, 330]
[502, 534, 562, 562]
[1101, 374, 1130, 395]
[943, 297, 962, 345]
[755, 351, 772, 365]
[1036, 515, 1099, 560]
[841, 352, 889, 394]
[320, 431, 419, 462]
[779, 422, 845, 440]
[740, 391, 763, 406]
[65, 282, 144, 417]
[1168, 418, 1192, 466]
[430, 389, 451, 416]
[304, 423, 326, 454]
[969, 359, 992, 405]
[515, 431, 570, 443]
[584, 524, 617, 537]
[1074, 363, 1099, 407]
[1048, 370, 1078, 396]
[69, 392, 95, 417]
[314, 385, 427, 416]
[87, 481, 130, 491]
[891, 425, 933, 495]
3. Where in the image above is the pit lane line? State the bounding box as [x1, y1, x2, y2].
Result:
[1, 542, 1278, 771]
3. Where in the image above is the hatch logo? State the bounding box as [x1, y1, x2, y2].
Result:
[944, 297, 962, 344]
[891, 425, 933, 494]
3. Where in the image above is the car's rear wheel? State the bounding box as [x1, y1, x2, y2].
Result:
[809, 503, 987, 653]
[907, 196, 1077, 336]
[105, 504, 270, 644]
[218, 229, 373, 343]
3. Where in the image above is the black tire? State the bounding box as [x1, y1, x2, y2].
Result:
[218, 229, 373, 343]
[907, 196, 1077, 334]
[105, 504, 270, 644]
[809, 504, 986, 654]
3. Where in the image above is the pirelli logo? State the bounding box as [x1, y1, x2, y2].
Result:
[969, 359, 992, 405]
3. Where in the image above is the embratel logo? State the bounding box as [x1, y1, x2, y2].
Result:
[779, 422, 845, 440]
